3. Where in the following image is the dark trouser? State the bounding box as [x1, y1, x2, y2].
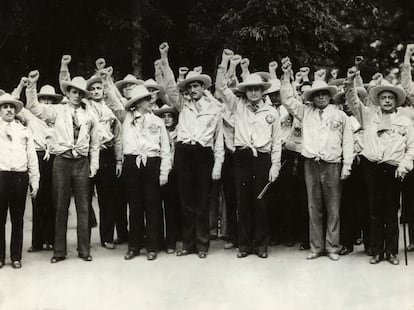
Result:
[222, 149, 237, 244]
[175, 142, 214, 252]
[234, 149, 271, 253]
[31, 151, 55, 249]
[94, 148, 117, 244]
[0, 172, 28, 262]
[53, 156, 90, 257]
[123, 155, 162, 252]
[304, 159, 341, 254]
[361, 158, 400, 256]
[402, 171, 414, 245]
[340, 158, 366, 248]
[161, 169, 182, 249]
[114, 178, 128, 241]
[270, 150, 307, 244]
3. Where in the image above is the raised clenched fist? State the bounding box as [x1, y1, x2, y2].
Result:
[405, 44, 414, 59]
[268, 61, 278, 72]
[179, 67, 189, 76]
[28, 70, 40, 83]
[347, 67, 358, 79]
[19, 77, 30, 87]
[95, 58, 106, 70]
[193, 66, 203, 74]
[61, 55, 71, 65]
[240, 58, 250, 70]
[222, 49, 234, 61]
[230, 55, 242, 66]
[314, 69, 326, 81]
[159, 42, 169, 57]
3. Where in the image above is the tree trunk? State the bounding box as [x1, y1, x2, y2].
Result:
[131, 0, 143, 78]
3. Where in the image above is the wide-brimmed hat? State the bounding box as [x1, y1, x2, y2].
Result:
[237, 74, 271, 92]
[253, 71, 272, 82]
[115, 74, 144, 91]
[369, 85, 406, 106]
[86, 75, 102, 90]
[303, 80, 337, 102]
[61, 76, 91, 98]
[333, 87, 368, 104]
[153, 104, 178, 116]
[124, 85, 154, 110]
[144, 79, 165, 96]
[264, 79, 281, 95]
[0, 93, 23, 113]
[0, 89, 5, 96]
[38, 85, 63, 103]
[177, 71, 212, 90]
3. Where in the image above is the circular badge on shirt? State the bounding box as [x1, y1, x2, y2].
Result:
[266, 114, 275, 124]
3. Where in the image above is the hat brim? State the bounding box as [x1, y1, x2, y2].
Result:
[177, 75, 212, 91]
[328, 78, 345, 87]
[333, 87, 368, 104]
[38, 93, 63, 103]
[153, 106, 178, 116]
[369, 85, 406, 106]
[115, 79, 144, 91]
[86, 76, 102, 90]
[61, 80, 91, 98]
[124, 93, 155, 110]
[144, 83, 166, 97]
[237, 81, 272, 93]
[0, 98, 23, 114]
[253, 72, 272, 82]
[303, 86, 337, 102]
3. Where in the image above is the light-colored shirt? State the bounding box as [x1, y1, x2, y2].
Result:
[25, 86, 99, 173]
[280, 80, 353, 169]
[277, 105, 303, 153]
[218, 86, 282, 168]
[346, 81, 414, 171]
[0, 119, 40, 189]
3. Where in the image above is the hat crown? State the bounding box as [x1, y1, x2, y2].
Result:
[265, 79, 281, 94]
[243, 74, 265, 85]
[144, 78, 158, 85]
[185, 71, 202, 80]
[0, 93, 17, 102]
[311, 80, 330, 89]
[39, 85, 57, 95]
[70, 76, 87, 90]
[123, 74, 139, 82]
[129, 85, 151, 99]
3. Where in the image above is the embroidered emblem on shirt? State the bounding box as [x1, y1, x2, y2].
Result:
[266, 114, 275, 124]
[206, 118, 215, 129]
[148, 123, 160, 135]
[328, 119, 342, 131]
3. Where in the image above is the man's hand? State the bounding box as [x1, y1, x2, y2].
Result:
[269, 61, 278, 72]
[268, 165, 279, 182]
[179, 67, 189, 77]
[28, 70, 40, 84]
[295, 72, 303, 84]
[61, 55, 72, 66]
[96, 58, 106, 70]
[372, 72, 383, 85]
[89, 166, 98, 178]
[222, 49, 234, 64]
[159, 42, 169, 60]
[331, 68, 339, 80]
[281, 57, 293, 80]
[404, 44, 414, 64]
[395, 166, 407, 181]
[212, 162, 222, 180]
[19, 77, 30, 88]
[314, 69, 326, 81]
[193, 66, 203, 74]
[347, 67, 358, 80]
[340, 166, 351, 180]
[115, 161, 123, 177]
[240, 58, 250, 70]
[160, 174, 168, 186]
[230, 54, 242, 67]
[300, 67, 310, 81]
[30, 184, 39, 198]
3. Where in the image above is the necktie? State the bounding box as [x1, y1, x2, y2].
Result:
[73, 109, 80, 128]
[319, 109, 323, 121]
[5, 123, 12, 141]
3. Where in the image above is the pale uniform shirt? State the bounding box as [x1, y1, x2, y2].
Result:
[346, 84, 414, 172]
[218, 86, 282, 169]
[122, 111, 171, 178]
[0, 119, 40, 189]
[280, 81, 353, 170]
[277, 105, 303, 153]
[25, 86, 99, 172]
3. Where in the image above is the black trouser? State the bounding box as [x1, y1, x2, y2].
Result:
[175, 142, 214, 253]
[234, 149, 271, 253]
[123, 155, 162, 252]
[0, 172, 29, 262]
[222, 149, 238, 244]
[402, 171, 414, 244]
[340, 158, 366, 248]
[53, 156, 90, 257]
[361, 157, 400, 256]
[161, 169, 182, 249]
[31, 151, 55, 249]
[92, 148, 118, 244]
[114, 177, 128, 241]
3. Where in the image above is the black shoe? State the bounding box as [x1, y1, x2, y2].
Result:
[50, 256, 66, 264]
[166, 248, 175, 254]
[284, 241, 295, 247]
[114, 238, 128, 245]
[28, 246, 42, 253]
[237, 251, 249, 258]
[78, 254, 93, 262]
[198, 252, 207, 259]
[147, 252, 157, 261]
[11, 261, 22, 269]
[257, 252, 268, 259]
[124, 250, 139, 260]
[339, 245, 353, 256]
[0, 261, 4, 268]
[365, 247, 374, 256]
[386, 253, 399, 265]
[354, 238, 363, 245]
[369, 254, 382, 264]
[176, 249, 192, 256]
[102, 242, 116, 250]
